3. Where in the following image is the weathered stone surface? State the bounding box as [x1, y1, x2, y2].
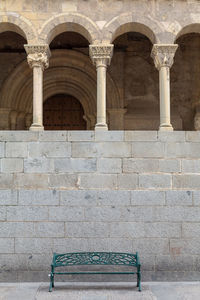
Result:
[14, 174, 49, 188]
[39, 131, 67, 141]
[48, 174, 77, 188]
[18, 190, 59, 206]
[139, 174, 172, 189]
[131, 191, 165, 206]
[28, 142, 71, 158]
[68, 131, 94, 141]
[65, 222, 109, 238]
[15, 238, 53, 254]
[24, 158, 54, 173]
[125, 131, 158, 141]
[132, 142, 165, 158]
[0, 238, 14, 253]
[182, 159, 200, 173]
[123, 158, 159, 173]
[117, 174, 138, 189]
[173, 174, 200, 189]
[1, 158, 23, 173]
[78, 174, 117, 189]
[48, 207, 84, 221]
[60, 190, 98, 206]
[97, 158, 122, 173]
[0, 190, 17, 205]
[166, 190, 192, 206]
[54, 158, 96, 173]
[7, 206, 48, 221]
[6, 142, 28, 158]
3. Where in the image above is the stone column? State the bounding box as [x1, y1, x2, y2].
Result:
[151, 44, 178, 131]
[24, 45, 50, 131]
[89, 44, 114, 131]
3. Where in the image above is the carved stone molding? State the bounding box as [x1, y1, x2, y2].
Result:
[151, 44, 178, 70]
[24, 44, 51, 70]
[89, 44, 114, 66]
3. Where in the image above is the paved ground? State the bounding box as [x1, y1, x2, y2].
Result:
[0, 282, 200, 300]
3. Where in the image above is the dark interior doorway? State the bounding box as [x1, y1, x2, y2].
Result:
[43, 94, 86, 130]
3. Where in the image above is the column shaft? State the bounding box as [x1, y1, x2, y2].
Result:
[151, 44, 178, 131]
[96, 63, 107, 127]
[159, 66, 171, 128]
[33, 66, 43, 128]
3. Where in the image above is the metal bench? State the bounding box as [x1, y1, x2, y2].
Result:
[49, 251, 141, 292]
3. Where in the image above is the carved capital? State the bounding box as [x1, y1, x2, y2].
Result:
[89, 44, 114, 66]
[151, 44, 178, 70]
[24, 44, 51, 70]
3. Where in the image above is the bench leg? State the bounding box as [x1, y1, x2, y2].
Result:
[137, 272, 141, 292]
[49, 273, 54, 292]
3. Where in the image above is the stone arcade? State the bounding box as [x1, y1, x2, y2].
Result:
[1, 0, 200, 282]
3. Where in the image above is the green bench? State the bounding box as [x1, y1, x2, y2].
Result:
[49, 251, 141, 292]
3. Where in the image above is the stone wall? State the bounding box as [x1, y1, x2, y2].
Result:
[0, 130, 200, 281]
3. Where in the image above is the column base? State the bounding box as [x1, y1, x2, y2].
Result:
[29, 123, 44, 131]
[159, 124, 173, 131]
[95, 123, 108, 131]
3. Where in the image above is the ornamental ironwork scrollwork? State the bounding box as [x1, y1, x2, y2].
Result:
[54, 252, 137, 267]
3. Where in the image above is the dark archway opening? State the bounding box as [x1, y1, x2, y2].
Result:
[43, 94, 86, 130]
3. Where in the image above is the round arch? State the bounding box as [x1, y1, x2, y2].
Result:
[0, 14, 37, 43]
[103, 13, 158, 44]
[39, 13, 101, 44]
[0, 49, 121, 128]
[175, 23, 200, 42]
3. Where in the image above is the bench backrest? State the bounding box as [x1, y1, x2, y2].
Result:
[52, 252, 138, 267]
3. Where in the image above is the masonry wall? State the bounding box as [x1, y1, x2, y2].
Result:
[0, 130, 200, 282]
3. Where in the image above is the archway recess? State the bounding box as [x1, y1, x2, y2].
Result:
[44, 94, 86, 130]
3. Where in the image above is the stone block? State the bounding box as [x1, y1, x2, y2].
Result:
[54, 158, 96, 173]
[0, 222, 34, 237]
[0, 254, 29, 271]
[71, 142, 99, 157]
[156, 255, 194, 271]
[15, 238, 53, 254]
[193, 191, 200, 205]
[99, 142, 131, 157]
[68, 131, 94, 141]
[125, 131, 158, 141]
[0, 190, 17, 205]
[49, 207, 84, 221]
[48, 174, 77, 188]
[166, 190, 192, 206]
[158, 131, 185, 142]
[0, 238, 14, 253]
[0, 131, 38, 142]
[85, 207, 121, 222]
[0, 174, 13, 188]
[78, 174, 117, 189]
[72, 142, 131, 158]
[144, 223, 181, 238]
[18, 190, 59, 206]
[132, 142, 165, 158]
[28, 142, 71, 158]
[39, 131, 67, 141]
[107, 238, 133, 252]
[1, 158, 23, 173]
[95, 131, 124, 141]
[123, 158, 159, 173]
[60, 190, 98, 206]
[65, 222, 109, 238]
[166, 142, 200, 158]
[7, 206, 48, 221]
[110, 222, 145, 238]
[182, 223, 200, 238]
[14, 174, 49, 188]
[139, 174, 171, 189]
[53, 238, 110, 253]
[132, 238, 169, 255]
[0, 207, 6, 220]
[173, 174, 200, 189]
[97, 158, 122, 173]
[0, 142, 4, 157]
[117, 174, 138, 189]
[170, 239, 200, 255]
[186, 131, 200, 142]
[131, 191, 165, 206]
[121, 206, 154, 222]
[154, 206, 200, 222]
[182, 159, 200, 173]
[6, 142, 28, 157]
[97, 190, 131, 206]
[159, 159, 181, 173]
[24, 158, 54, 173]
[34, 222, 65, 237]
